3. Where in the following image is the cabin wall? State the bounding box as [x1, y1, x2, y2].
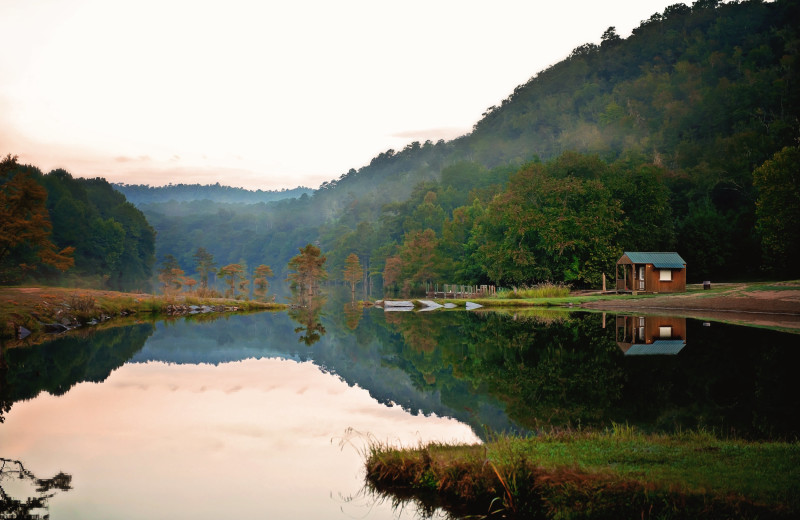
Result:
[616, 315, 687, 351]
[643, 316, 686, 343]
[645, 265, 686, 293]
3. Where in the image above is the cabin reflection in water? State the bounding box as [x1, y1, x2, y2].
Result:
[615, 315, 687, 355]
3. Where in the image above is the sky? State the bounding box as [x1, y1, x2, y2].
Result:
[1, 0, 684, 190]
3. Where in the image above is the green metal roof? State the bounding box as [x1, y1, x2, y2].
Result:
[622, 252, 686, 268]
[625, 340, 686, 356]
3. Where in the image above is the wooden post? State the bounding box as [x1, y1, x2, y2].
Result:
[602, 273, 606, 292]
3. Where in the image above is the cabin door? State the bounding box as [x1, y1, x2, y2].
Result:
[638, 266, 645, 290]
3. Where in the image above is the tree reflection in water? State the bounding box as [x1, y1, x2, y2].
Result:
[288, 289, 327, 346]
[0, 458, 72, 519]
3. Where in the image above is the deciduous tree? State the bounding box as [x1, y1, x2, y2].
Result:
[158, 255, 182, 294]
[342, 253, 363, 293]
[0, 154, 74, 282]
[218, 263, 246, 298]
[473, 162, 622, 287]
[253, 264, 273, 299]
[287, 244, 327, 295]
[753, 146, 800, 273]
[398, 229, 440, 288]
[192, 247, 217, 289]
[383, 255, 403, 291]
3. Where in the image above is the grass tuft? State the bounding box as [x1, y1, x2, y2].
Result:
[365, 429, 800, 519]
[496, 283, 571, 300]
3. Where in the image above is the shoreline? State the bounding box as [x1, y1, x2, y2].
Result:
[0, 286, 286, 347]
[413, 281, 800, 333]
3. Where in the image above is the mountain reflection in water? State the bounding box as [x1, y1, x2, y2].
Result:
[1, 296, 798, 518]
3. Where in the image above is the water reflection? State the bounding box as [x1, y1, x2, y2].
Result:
[1, 295, 799, 518]
[0, 323, 155, 423]
[0, 359, 477, 520]
[287, 289, 327, 346]
[616, 314, 687, 355]
[0, 457, 72, 519]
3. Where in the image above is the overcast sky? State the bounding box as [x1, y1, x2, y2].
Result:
[1, 0, 684, 190]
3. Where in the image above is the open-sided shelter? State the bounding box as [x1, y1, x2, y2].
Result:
[616, 252, 686, 293]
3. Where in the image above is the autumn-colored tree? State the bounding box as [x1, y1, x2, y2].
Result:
[0, 154, 74, 282]
[343, 301, 362, 330]
[398, 229, 440, 287]
[287, 244, 327, 295]
[342, 253, 363, 293]
[192, 247, 217, 289]
[183, 277, 197, 292]
[287, 290, 326, 346]
[252, 264, 273, 299]
[382, 255, 403, 291]
[218, 263, 246, 298]
[157, 255, 182, 294]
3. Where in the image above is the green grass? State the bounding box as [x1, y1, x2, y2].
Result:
[447, 291, 660, 308]
[497, 283, 572, 299]
[366, 428, 800, 519]
[742, 282, 800, 292]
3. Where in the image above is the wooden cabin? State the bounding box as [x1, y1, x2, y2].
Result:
[616, 315, 687, 355]
[616, 251, 686, 293]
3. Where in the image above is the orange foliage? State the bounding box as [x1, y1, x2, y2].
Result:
[0, 154, 74, 274]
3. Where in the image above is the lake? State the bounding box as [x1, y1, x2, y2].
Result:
[1, 293, 798, 519]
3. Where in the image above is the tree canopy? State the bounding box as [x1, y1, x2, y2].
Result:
[0, 155, 74, 283]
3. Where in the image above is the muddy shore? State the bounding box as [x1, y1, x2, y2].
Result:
[580, 282, 800, 332]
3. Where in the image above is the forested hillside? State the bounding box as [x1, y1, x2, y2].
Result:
[0, 155, 155, 289]
[5, 0, 797, 294]
[146, 0, 799, 293]
[114, 183, 313, 205]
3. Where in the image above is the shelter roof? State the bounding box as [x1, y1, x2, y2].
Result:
[619, 252, 686, 268]
[625, 340, 686, 356]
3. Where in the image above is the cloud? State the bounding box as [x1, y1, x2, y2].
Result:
[114, 155, 152, 163]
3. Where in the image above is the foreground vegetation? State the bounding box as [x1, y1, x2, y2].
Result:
[366, 428, 800, 519]
[0, 286, 285, 342]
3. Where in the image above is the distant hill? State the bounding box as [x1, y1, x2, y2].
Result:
[143, 0, 800, 287]
[113, 182, 313, 206]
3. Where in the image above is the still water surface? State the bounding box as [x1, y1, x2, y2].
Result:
[1, 296, 798, 518]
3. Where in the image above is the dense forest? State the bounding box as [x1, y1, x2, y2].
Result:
[0, 155, 154, 289]
[142, 0, 799, 293]
[113, 183, 313, 205]
[2, 0, 799, 293]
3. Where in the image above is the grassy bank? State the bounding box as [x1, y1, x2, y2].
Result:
[0, 286, 286, 341]
[399, 281, 800, 333]
[366, 428, 800, 519]
[444, 283, 726, 307]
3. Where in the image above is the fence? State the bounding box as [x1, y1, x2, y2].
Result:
[425, 283, 496, 299]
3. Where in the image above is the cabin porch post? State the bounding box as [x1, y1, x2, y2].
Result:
[623, 264, 627, 292]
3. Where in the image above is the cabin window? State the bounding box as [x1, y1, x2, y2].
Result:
[659, 326, 672, 338]
[659, 269, 672, 281]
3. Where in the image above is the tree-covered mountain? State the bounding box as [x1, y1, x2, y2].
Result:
[0, 156, 155, 289]
[5, 0, 796, 292]
[145, 0, 799, 292]
[113, 182, 313, 206]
